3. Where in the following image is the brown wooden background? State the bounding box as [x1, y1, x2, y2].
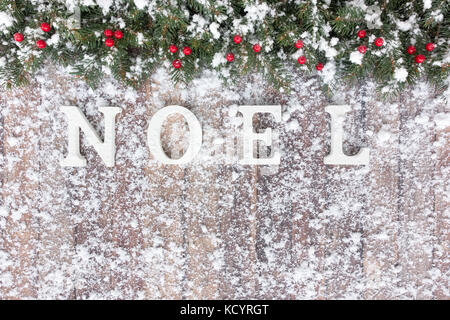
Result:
[0, 67, 448, 299]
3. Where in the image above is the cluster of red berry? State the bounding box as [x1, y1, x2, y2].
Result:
[407, 42, 435, 63]
[225, 35, 262, 63]
[355, 29, 435, 63]
[13, 22, 51, 48]
[355, 29, 385, 54]
[168, 45, 192, 69]
[104, 29, 123, 47]
[170, 35, 263, 69]
[294, 39, 324, 71]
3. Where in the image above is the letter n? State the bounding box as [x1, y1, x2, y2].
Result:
[60, 106, 121, 167]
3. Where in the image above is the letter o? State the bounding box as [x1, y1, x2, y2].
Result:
[147, 105, 202, 164]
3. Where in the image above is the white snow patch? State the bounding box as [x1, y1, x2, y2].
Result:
[0, 206, 7, 217]
[0, 11, 14, 28]
[394, 67, 408, 82]
[350, 51, 363, 65]
[244, 3, 274, 23]
[95, 0, 113, 14]
[47, 34, 60, 46]
[209, 22, 220, 39]
[434, 113, 450, 129]
[423, 0, 432, 10]
[377, 128, 392, 143]
[134, 0, 148, 10]
[396, 15, 416, 32]
[211, 52, 226, 68]
[320, 62, 337, 85]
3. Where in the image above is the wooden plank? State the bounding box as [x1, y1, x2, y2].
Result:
[432, 96, 449, 299]
[396, 88, 447, 299]
[362, 84, 402, 299]
[0, 89, 9, 297]
[217, 164, 258, 299]
[0, 86, 40, 299]
[101, 96, 147, 299]
[285, 80, 329, 299]
[318, 85, 368, 299]
[32, 71, 76, 298]
[251, 80, 327, 298]
[180, 79, 259, 299]
[139, 79, 187, 299]
[64, 91, 112, 299]
[182, 93, 229, 299]
[218, 79, 270, 299]
[140, 160, 186, 299]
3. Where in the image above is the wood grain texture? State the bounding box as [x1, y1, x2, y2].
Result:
[1, 86, 40, 298]
[432, 96, 449, 300]
[0, 72, 448, 300]
[363, 83, 402, 299]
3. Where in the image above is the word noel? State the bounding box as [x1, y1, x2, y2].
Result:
[60, 105, 369, 167]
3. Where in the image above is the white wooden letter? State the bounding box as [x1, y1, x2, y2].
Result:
[324, 105, 370, 165]
[239, 105, 281, 165]
[60, 106, 121, 167]
[147, 105, 202, 164]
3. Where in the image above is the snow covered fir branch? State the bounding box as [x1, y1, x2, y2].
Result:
[0, 0, 448, 95]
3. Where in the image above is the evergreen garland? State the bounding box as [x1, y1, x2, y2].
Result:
[0, 0, 448, 95]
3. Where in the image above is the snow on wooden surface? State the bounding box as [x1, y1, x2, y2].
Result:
[0, 65, 448, 299]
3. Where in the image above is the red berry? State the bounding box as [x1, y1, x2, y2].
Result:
[297, 56, 306, 64]
[253, 43, 261, 53]
[226, 53, 235, 62]
[315, 63, 324, 71]
[172, 59, 181, 69]
[233, 35, 242, 44]
[425, 42, 435, 52]
[36, 40, 46, 49]
[358, 45, 367, 54]
[169, 45, 177, 53]
[182, 46, 191, 55]
[407, 45, 416, 55]
[14, 33, 24, 42]
[415, 54, 425, 63]
[374, 37, 384, 47]
[295, 40, 303, 49]
[40, 22, 51, 32]
[357, 30, 366, 38]
[114, 30, 123, 39]
[104, 29, 113, 37]
[105, 38, 114, 47]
